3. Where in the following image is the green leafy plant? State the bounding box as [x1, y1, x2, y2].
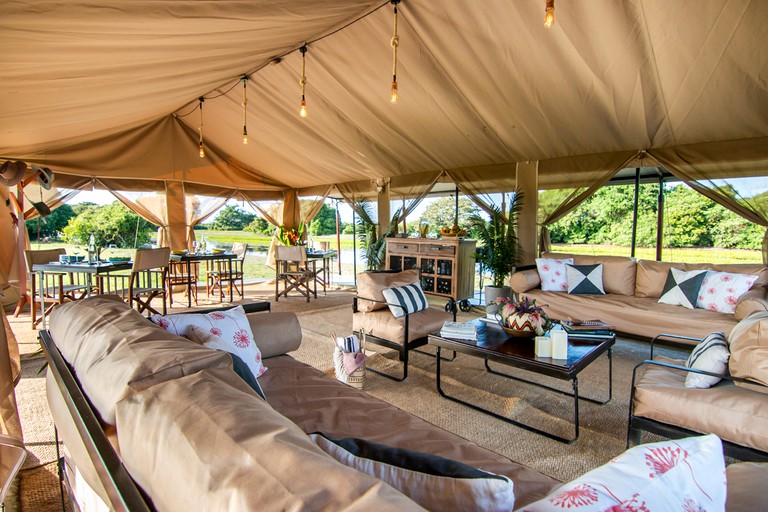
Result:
[469, 191, 524, 288]
[354, 199, 402, 271]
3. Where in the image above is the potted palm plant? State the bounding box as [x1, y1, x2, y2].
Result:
[354, 199, 402, 271]
[469, 191, 524, 306]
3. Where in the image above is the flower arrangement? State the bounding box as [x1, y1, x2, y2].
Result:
[493, 295, 551, 336]
[276, 221, 306, 246]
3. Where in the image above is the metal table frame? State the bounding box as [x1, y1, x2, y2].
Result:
[429, 320, 614, 444]
[171, 252, 236, 307]
[31, 261, 133, 330]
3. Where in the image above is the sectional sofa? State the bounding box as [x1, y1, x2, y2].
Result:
[509, 252, 768, 340]
[41, 296, 765, 511]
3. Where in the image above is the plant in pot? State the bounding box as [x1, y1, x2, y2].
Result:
[354, 199, 403, 271]
[469, 190, 524, 310]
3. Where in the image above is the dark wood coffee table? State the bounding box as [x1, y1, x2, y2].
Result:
[428, 319, 614, 443]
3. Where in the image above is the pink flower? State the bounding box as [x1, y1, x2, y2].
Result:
[645, 445, 687, 477]
[555, 270, 561, 276]
[233, 329, 251, 348]
[727, 287, 735, 293]
[708, 303, 719, 312]
[683, 498, 705, 512]
[542, 264, 551, 272]
[698, 295, 704, 301]
[549, 484, 598, 507]
[561, 283, 568, 290]
[156, 317, 170, 330]
[726, 295, 737, 305]
[721, 275, 732, 282]
[707, 288, 716, 295]
[210, 327, 222, 336]
[209, 312, 225, 320]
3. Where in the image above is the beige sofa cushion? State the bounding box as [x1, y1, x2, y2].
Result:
[509, 269, 541, 294]
[726, 462, 768, 512]
[260, 356, 559, 508]
[542, 252, 636, 296]
[115, 367, 420, 512]
[734, 288, 768, 321]
[633, 356, 768, 452]
[352, 307, 451, 345]
[356, 269, 420, 312]
[49, 296, 232, 425]
[635, 260, 767, 298]
[728, 311, 768, 394]
[246, 311, 302, 358]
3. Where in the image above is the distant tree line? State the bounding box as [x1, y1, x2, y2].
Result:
[542, 183, 765, 250]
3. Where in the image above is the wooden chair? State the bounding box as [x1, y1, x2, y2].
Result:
[23, 248, 90, 327]
[275, 245, 316, 302]
[128, 248, 170, 316]
[206, 242, 247, 301]
[168, 260, 199, 306]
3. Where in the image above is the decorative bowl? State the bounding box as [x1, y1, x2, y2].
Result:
[501, 325, 536, 338]
[107, 257, 131, 263]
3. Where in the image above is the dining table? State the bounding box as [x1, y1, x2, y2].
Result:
[31, 260, 134, 329]
[170, 252, 237, 307]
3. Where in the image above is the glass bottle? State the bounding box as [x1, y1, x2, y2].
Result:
[88, 234, 97, 263]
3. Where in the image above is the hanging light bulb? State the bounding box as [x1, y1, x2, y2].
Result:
[299, 45, 308, 118]
[544, 0, 555, 28]
[390, 0, 400, 104]
[198, 97, 205, 158]
[241, 76, 249, 144]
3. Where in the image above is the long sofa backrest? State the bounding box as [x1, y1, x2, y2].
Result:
[541, 252, 637, 296]
[635, 260, 768, 298]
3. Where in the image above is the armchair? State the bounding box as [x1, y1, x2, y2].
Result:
[352, 270, 454, 381]
[628, 331, 768, 462]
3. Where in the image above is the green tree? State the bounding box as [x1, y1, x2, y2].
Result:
[212, 205, 255, 231]
[663, 185, 713, 247]
[420, 196, 480, 236]
[245, 216, 271, 234]
[26, 203, 76, 241]
[308, 203, 339, 236]
[62, 202, 155, 248]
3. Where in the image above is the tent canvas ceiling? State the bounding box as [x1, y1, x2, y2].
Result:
[1, 0, 767, 193]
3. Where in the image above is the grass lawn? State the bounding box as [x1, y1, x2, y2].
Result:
[551, 244, 762, 264]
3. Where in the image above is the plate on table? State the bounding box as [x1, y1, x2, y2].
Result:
[107, 257, 131, 263]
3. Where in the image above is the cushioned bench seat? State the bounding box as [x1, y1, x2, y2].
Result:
[259, 355, 560, 508]
[633, 356, 768, 453]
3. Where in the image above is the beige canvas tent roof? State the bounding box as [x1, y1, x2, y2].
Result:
[1, 0, 767, 195]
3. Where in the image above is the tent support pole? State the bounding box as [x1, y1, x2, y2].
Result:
[454, 186, 459, 227]
[352, 209, 357, 286]
[335, 200, 341, 275]
[656, 174, 665, 261]
[630, 168, 640, 258]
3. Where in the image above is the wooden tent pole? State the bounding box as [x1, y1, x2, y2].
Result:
[656, 174, 665, 261]
[630, 168, 640, 257]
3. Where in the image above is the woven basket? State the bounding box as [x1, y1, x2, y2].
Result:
[331, 332, 366, 390]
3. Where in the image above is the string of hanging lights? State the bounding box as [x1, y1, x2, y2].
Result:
[183, 0, 557, 157]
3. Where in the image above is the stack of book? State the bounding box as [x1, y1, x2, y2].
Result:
[560, 320, 614, 340]
[440, 321, 477, 341]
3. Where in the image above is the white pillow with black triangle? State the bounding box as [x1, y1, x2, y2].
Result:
[657, 268, 708, 309]
[566, 264, 605, 295]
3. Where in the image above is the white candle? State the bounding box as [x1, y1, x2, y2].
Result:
[535, 336, 551, 357]
[551, 330, 569, 359]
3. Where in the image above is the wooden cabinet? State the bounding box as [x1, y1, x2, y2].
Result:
[386, 237, 476, 307]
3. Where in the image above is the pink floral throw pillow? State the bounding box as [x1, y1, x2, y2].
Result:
[536, 258, 574, 292]
[696, 271, 758, 314]
[150, 306, 265, 377]
[517, 434, 726, 512]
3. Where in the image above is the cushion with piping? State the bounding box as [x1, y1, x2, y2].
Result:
[382, 282, 429, 318]
[310, 433, 515, 512]
[684, 332, 729, 389]
[536, 258, 573, 292]
[518, 434, 726, 512]
[657, 268, 707, 309]
[696, 271, 758, 314]
[566, 264, 605, 295]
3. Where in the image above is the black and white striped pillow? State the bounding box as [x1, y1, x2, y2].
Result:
[684, 331, 729, 389]
[382, 282, 429, 318]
